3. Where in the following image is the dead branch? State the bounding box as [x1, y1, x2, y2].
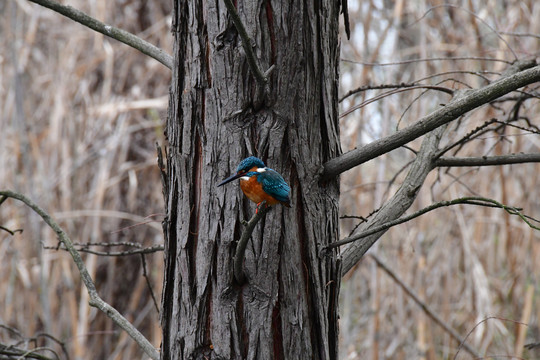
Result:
[322, 62, 540, 180]
[27, 0, 172, 69]
[339, 125, 447, 274]
[436, 153, 540, 167]
[327, 196, 540, 250]
[0, 190, 159, 360]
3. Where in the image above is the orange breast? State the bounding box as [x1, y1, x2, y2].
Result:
[240, 176, 280, 205]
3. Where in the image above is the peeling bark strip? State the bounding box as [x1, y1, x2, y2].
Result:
[161, 1, 342, 359]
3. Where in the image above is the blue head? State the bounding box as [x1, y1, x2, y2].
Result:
[236, 156, 265, 173]
[218, 156, 266, 187]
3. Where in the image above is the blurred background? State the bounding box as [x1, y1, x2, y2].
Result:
[1, 0, 171, 358]
[1, 0, 539, 359]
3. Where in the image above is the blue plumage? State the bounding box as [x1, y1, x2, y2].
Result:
[237, 156, 265, 173]
[257, 170, 291, 204]
[218, 156, 291, 208]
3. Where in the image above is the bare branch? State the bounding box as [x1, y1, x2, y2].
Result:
[453, 317, 529, 360]
[525, 342, 540, 350]
[0, 225, 23, 235]
[341, 56, 512, 67]
[234, 202, 271, 284]
[370, 254, 481, 358]
[500, 31, 540, 40]
[328, 196, 539, 250]
[408, 5, 518, 60]
[28, 0, 173, 69]
[340, 85, 453, 118]
[436, 153, 540, 167]
[339, 125, 447, 274]
[340, 82, 453, 103]
[0, 190, 160, 360]
[322, 63, 540, 180]
[0, 344, 58, 360]
[46, 244, 164, 257]
[140, 254, 160, 315]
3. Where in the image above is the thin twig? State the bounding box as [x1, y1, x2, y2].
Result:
[525, 342, 540, 350]
[33, 333, 70, 360]
[0, 225, 23, 235]
[0, 190, 159, 360]
[0, 345, 58, 360]
[453, 317, 528, 360]
[339, 85, 453, 118]
[327, 196, 540, 250]
[437, 118, 499, 157]
[322, 64, 540, 179]
[407, 5, 518, 60]
[339, 83, 453, 103]
[370, 254, 481, 358]
[140, 254, 160, 315]
[27, 0, 173, 69]
[234, 202, 271, 284]
[46, 244, 164, 257]
[341, 56, 512, 67]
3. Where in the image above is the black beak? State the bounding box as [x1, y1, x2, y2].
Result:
[218, 172, 243, 187]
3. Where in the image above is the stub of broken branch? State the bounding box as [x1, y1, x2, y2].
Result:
[234, 202, 271, 285]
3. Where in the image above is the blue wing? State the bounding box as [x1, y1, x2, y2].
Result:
[257, 169, 291, 203]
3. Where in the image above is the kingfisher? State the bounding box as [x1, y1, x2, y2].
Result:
[218, 156, 291, 210]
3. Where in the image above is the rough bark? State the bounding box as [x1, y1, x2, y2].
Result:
[161, 1, 342, 359]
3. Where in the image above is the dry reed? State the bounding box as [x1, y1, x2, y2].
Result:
[1, 0, 540, 360]
[339, 1, 540, 359]
[1, 0, 171, 358]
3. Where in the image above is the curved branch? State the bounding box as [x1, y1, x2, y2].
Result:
[234, 203, 271, 284]
[0, 190, 160, 360]
[322, 62, 540, 180]
[327, 196, 539, 250]
[339, 125, 447, 274]
[0, 225, 23, 236]
[339, 82, 453, 103]
[0, 345, 58, 360]
[339, 85, 453, 117]
[28, 0, 173, 70]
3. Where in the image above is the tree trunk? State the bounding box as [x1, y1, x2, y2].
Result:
[161, 1, 342, 359]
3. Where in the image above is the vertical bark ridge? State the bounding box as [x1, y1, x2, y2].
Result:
[163, 0, 342, 359]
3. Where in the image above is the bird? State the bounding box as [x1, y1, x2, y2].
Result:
[218, 156, 291, 210]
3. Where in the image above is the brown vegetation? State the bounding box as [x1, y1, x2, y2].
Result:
[0, 0, 539, 359]
[339, 1, 540, 359]
[1, 0, 170, 358]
